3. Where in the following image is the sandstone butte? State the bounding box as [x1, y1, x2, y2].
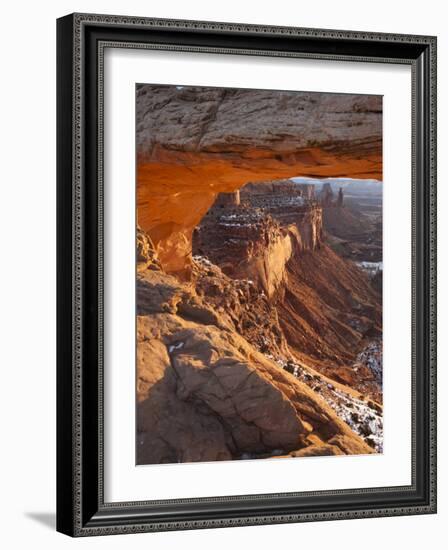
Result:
[136, 85, 382, 274]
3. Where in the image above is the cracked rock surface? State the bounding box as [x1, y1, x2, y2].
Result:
[136, 254, 373, 464]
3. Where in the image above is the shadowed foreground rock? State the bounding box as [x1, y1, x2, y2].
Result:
[136, 251, 373, 464]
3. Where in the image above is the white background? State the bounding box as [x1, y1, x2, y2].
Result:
[0, 1, 445, 549]
[105, 49, 412, 501]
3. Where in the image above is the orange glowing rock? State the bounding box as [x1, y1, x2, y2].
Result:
[137, 148, 381, 273]
[136, 85, 382, 273]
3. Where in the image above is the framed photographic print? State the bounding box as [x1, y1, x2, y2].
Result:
[56, 13, 437, 536]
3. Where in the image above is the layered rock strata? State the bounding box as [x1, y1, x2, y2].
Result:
[192, 181, 381, 401]
[136, 85, 382, 274]
[136, 237, 374, 464]
[135, 85, 383, 463]
[193, 181, 323, 297]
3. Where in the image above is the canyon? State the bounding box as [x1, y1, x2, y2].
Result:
[135, 84, 383, 464]
[136, 85, 382, 275]
[137, 179, 382, 463]
[193, 180, 382, 401]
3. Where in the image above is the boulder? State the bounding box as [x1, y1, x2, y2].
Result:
[136, 266, 373, 464]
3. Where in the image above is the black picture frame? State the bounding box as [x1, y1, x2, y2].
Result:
[56, 13, 437, 537]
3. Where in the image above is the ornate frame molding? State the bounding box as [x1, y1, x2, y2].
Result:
[57, 13, 437, 537]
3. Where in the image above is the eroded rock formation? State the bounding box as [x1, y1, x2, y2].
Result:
[193, 181, 382, 402]
[136, 243, 374, 464]
[135, 85, 383, 464]
[194, 180, 323, 297]
[136, 85, 382, 274]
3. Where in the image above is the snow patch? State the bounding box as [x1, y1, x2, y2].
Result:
[266, 354, 383, 453]
[168, 341, 185, 353]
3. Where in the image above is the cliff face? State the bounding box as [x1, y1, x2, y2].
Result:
[136, 238, 375, 464]
[193, 181, 323, 297]
[192, 181, 381, 401]
[278, 245, 382, 401]
[136, 176, 383, 463]
[194, 209, 293, 297]
[136, 85, 382, 274]
[135, 85, 383, 464]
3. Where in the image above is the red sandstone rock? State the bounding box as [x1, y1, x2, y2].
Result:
[136, 249, 374, 465]
[191, 181, 381, 401]
[136, 85, 382, 273]
[134, 86, 384, 461]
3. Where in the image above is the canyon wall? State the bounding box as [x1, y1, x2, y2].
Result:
[136, 228, 376, 464]
[194, 181, 323, 297]
[193, 181, 381, 392]
[136, 85, 382, 274]
[135, 86, 383, 463]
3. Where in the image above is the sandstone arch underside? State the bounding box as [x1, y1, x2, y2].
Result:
[136, 85, 382, 273]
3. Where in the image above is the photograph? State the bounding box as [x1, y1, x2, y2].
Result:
[135, 84, 384, 465]
[0, 0, 441, 544]
[50, 6, 437, 539]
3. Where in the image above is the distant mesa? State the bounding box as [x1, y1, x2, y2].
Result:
[213, 190, 240, 208]
[318, 183, 344, 208]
